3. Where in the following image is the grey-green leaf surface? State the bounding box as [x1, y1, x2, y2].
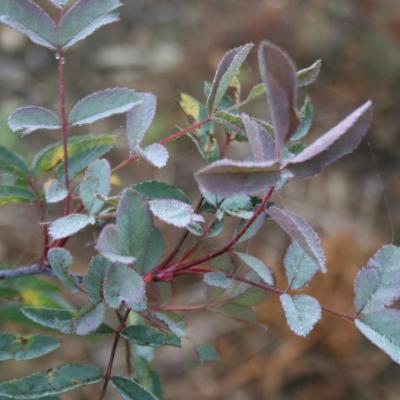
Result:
[134, 356, 163, 400]
[142, 143, 169, 169]
[355, 309, 400, 364]
[80, 159, 111, 214]
[354, 245, 400, 314]
[280, 293, 321, 337]
[49, 214, 95, 240]
[68, 301, 105, 336]
[8, 106, 60, 136]
[0, 147, 29, 178]
[0, 333, 60, 361]
[0, 364, 102, 399]
[131, 181, 191, 204]
[0, 0, 57, 49]
[287, 101, 373, 177]
[149, 199, 199, 228]
[104, 264, 146, 310]
[83, 255, 111, 302]
[59, 0, 122, 49]
[96, 224, 136, 264]
[121, 325, 181, 348]
[297, 59, 322, 87]
[196, 158, 280, 197]
[111, 376, 159, 400]
[0, 185, 36, 205]
[68, 88, 141, 126]
[117, 189, 153, 270]
[284, 241, 319, 290]
[21, 307, 75, 332]
[268, 206, 326, 272]
[196, 344, 220, 363]
[47, 248, 77, 293]
[235, 252, 274, 285]
[290, 96, 313, 142]
[126, 92, 157, 150]
[206, 43, 254, 112]
[204, 272, 231, 289]
[45, 179, 68, 203]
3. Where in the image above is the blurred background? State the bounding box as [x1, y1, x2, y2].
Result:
[0, 0, 400, 399]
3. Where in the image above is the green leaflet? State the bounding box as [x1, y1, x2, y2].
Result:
[0, 364, 102, 399]
[0, 146, 29, 178]
[111, 376, 159, 400]
[0, 186, 36, 205]
[134, 356, 163, 400]
[32, 133, 118, 176]
[0, 333, 60, 361]
[196, 344, 220, 363]
[121, 325, 181, 348]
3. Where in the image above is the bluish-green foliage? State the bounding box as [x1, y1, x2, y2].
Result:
[0, 1, 396, 399]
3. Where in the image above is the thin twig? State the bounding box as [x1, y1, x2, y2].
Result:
[0, 264, 50, 280]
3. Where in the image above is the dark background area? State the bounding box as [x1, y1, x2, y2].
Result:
[0, 1, 399, 399]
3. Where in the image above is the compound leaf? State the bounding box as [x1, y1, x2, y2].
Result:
[0, 364, 102, 399]
[59, 0, 122, 49]
[0, 333, 60, 361]
[68, 88, 141, 126]
[0, 0, 57, 49]
[195, 158, 280, 197]
[8, 106, 60, 136]
[280, 293, 321, 337]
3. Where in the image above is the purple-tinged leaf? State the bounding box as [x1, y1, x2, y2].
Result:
[142, 143, 169, 169]
[287, 101, 373, 177]
[195, 158, 280, 197]
[258, 41, 299, 153]
[49, 214, 95, 240]
[355, 309, 400, 365]
[280, 294, 321, 337]
[206, 43, 254, 112]
[284, 241, 319, 290]
[104, 263, 146, 311]
[0, 0, 57, 49]
[149, 199, 202, 228]
[297, 59, 322, 87]
[59, 0, 122, 49]
[126, 93, 157, 150]
[79, 159, 111, 214]
[68, 88, 141, 126]
[96, 224, 136, 265]
[242, 113, 276, 162]
[354, 245, 400, 314]
[268, 206, 326, 272]
[8, 106, 60, 136]
[235, 252, 275, 285]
